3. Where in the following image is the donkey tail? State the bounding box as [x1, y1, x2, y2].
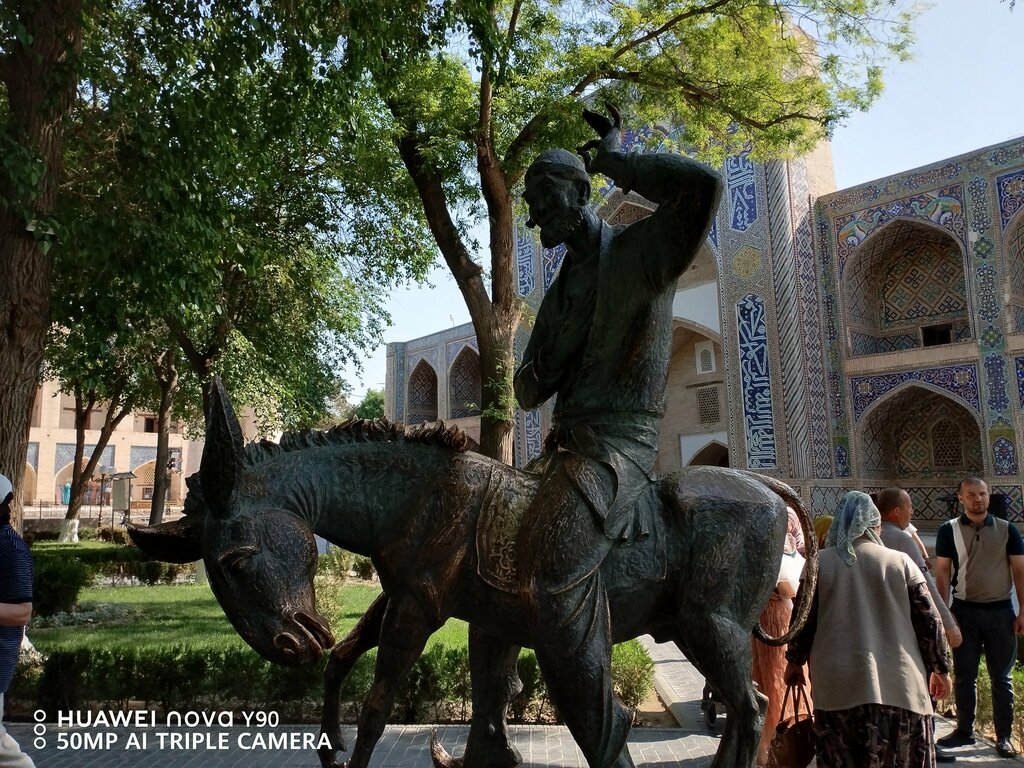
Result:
[748, 473, 818, 647]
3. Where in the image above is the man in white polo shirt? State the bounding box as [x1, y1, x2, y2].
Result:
[934, 477, 1024, 758]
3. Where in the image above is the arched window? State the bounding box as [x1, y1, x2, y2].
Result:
[406, 360, 438, 425]
[448, 348, 481, 419]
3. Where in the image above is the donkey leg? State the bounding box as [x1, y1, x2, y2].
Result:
[318, 593, 389, 768]
[343, 597, 436, 768]
[463, 626, 523, 768]
[677, 613, 760, 768]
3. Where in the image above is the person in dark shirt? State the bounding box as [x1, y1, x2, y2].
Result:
[934, 477, 1024, 759]
[0, 473, 35, 768]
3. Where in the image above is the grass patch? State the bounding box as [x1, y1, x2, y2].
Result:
[29, 582, 467, 653]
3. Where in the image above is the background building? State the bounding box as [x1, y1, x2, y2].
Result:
[386, 135, 1024, 527]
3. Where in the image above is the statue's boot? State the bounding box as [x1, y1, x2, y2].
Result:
[530, 570, 633, 768]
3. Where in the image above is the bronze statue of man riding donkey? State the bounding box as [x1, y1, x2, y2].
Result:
[130, 105, 816, 768]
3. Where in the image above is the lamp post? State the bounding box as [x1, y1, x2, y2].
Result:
[98, 465, 112, 527]
[112, 471, 137, 526]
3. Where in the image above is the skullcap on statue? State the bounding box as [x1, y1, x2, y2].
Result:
[526, 148, 590, 185]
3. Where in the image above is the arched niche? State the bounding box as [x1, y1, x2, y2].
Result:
[842, 219, 969, 356]
[406, 359, 439, 425]
[677, 243, 719, 291]
[656, 323, 726, 473]
[448, 347, 481, 419]
[857, 384, 982, 481]
[689, 440, 729, 467]
[1006, 210, 1024, 332]
[22, 463, 36, 504]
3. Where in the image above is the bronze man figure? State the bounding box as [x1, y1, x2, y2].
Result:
[514, 105, 723, 768]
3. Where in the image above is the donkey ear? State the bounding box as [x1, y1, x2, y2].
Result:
[127, 518, 202, 563]
[201, 377, 245, 517]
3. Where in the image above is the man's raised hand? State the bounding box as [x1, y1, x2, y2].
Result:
[577, 102, 622, 174]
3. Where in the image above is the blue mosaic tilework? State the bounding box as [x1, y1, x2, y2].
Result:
[395, 346, 406, 423]
[977, 264, 999, 322]
[54, 444, 115, 474]
[446, 338, 478, 368]
[1017, 357, 1024, 409]
[984, 354, 1010, 413]
[850, 364, 979, 422]
[790, 161, 832, 478]
[992, 485, 1024, 522]
[523, 408, 543, 464]
[542, 244, 565, 292]
[994, 437, 1019, 477]
[834, 444, 850, 477]
[130, 446, 158, 470]
[407, 347, 438, 372]
[989, 143, 1024, 167]
[981, 326, 1004, 348]
[907, 163, 962, 190]
[26, 442, 38, 472]
[996, 168, 1024, 231]
[969, 176, 993, 233]
[726, 148, 757, 232]
[810, 486, 850, 517]
[736, 294, 776, 468]
[835, 185, 966, 277]
[708, 218, 719, 253]
[905, 486, 962, 523]
[849, 332, 918, 356]
[766, 161, 807, 477]
[516, 223, 535, 297]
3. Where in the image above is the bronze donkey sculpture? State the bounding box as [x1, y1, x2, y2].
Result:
[129, 381, 816, 768]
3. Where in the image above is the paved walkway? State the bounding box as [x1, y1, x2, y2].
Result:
[7, 636, 1020, 766]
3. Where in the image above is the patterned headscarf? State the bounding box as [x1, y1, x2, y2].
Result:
[825, 491, 882, 566]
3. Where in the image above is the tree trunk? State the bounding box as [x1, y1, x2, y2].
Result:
[0, 0, 84, 531]
[149, 351, 179, 526]
[60, 389, 131, 535]
[60, 393, 91, 539]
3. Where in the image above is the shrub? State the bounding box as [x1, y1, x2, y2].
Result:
[611, 639, 655, 713]
[352, 555, 375, 581]
[33, 556, 91, 615]
[96, 526, 131, 545]
[511, 652, 547, 723]
[318, 548, 353, 580]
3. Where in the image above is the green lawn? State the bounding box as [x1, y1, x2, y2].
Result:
[29, 581, 469, 653]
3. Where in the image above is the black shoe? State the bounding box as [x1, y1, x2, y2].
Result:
[936, 730, 976, 748]
[996, 738, 1017, 758]
[935, 747, 956, 763]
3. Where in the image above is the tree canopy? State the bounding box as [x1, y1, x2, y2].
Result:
[326, 0, 918, 462]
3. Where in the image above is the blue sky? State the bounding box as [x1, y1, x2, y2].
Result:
[342, 0, 1022, 402]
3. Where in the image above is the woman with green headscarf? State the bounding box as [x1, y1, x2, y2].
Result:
[784, 491, 951, 767]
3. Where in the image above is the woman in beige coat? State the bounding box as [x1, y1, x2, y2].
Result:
[784, 491, 950, 767]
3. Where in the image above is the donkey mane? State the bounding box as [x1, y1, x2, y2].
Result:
[182, 419, 470, 518]
[243, 418, 471, 468]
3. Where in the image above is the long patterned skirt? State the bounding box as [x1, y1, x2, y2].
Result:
[814, 704, 935, 768]
[752, 593, 811, 766]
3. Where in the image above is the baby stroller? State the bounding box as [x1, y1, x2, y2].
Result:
[701, 683, 722, 728]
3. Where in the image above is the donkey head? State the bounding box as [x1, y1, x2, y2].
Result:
[128, 379, 335, 666]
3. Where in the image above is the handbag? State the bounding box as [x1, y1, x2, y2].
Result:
[766, 683, 815, 768]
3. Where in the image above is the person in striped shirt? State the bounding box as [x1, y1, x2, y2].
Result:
[0, 473, 35, 768]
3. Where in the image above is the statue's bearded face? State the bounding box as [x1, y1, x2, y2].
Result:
[523, 170, 587, 249]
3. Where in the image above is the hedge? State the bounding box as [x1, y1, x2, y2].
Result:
[11, 638, 654, 725]
[30, 543, 195, 616]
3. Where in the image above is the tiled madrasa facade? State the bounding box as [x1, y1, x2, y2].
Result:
[385, 136, 1024, 526]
